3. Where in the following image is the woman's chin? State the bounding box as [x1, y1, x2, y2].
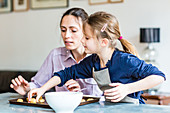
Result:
[65, 46, 74, 50]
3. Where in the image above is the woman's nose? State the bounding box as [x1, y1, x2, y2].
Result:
[65, 31, 71, 38]
[81, 36, 85, 44]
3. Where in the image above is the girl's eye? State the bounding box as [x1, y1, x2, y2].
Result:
[85, 37, 89, 40]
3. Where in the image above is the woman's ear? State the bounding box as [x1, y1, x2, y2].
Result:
[101, 38, 109, 47]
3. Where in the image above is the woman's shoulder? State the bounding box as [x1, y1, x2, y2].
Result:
[49, 47, 68, 56]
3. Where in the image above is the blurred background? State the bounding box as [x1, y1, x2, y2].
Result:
[0, 0, 169, 93]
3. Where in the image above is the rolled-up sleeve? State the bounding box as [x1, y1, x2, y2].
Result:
[29, 49, 54, 89]
[54, 66, 79, 86]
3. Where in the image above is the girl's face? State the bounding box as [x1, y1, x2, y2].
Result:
[60, 15, 84, 50]
[81, 24, 100, 54]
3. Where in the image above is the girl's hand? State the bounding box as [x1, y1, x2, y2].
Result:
[104, 83, 130, 102]
[10, 75, 30, 95]
[64, 79, 81, 92]
[27, 88, 45, 102]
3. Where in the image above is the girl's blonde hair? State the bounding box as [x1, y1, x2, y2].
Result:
[85, 11, 139, 58]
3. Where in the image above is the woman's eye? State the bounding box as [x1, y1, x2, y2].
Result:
[72, 29, 77, 33]
[61, 29, 66, 32]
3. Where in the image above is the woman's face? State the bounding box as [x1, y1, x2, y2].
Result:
[60, 15, 84, 50]
[81, 23, 100, 54]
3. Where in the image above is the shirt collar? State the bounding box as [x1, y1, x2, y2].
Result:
[62, 48, 90, 63]
[94, 48, 119, 69]
[62, 48, 74, 62]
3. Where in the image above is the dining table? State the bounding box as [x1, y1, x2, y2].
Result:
[0, 92, 170, 113]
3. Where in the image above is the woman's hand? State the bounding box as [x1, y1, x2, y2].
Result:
[64, 79, 81, 92]
[104, 83, 130, 102]
[10, 75, 30, 95]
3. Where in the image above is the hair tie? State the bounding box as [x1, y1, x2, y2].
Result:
[101, 24, 107, 32]
[119, 36, 123, 40]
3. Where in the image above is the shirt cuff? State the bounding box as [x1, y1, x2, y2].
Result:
[53, 72, 65, 87]
[29, 82, 39, 90]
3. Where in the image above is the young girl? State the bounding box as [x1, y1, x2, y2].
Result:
[28, 11, 165, 104]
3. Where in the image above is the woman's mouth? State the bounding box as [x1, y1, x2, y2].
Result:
[65, 41, 73, 45]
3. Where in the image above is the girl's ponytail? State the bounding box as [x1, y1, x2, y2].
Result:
[119, 36, 140, 58]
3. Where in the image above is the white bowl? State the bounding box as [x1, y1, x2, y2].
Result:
[45, 92, 83, 113]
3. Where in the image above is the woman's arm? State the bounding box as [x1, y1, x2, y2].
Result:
[28, 76, 61, 102]
[29, 49, 56, 89]
[104, 75, 165, 102]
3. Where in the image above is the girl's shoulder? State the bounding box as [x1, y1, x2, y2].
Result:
[115, 49, 142, 67]
[115, 49, 139, 60]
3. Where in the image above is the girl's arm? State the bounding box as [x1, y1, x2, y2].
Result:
[28, 76, 61, 102]
[28, 55, 94, 102]
[105, 54, 165, 102]
[104, 75, 165, 102]
[126, 75, 164, 94]
[54, 55, 94, 86]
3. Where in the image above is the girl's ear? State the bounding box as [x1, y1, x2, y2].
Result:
[101, 38, 109, 47]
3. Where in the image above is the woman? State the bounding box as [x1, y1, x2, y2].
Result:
[10, 8, 102, 96]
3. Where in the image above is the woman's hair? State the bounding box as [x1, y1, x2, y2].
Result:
[60, 7, 88, 26]
[85, 11, 139, 57]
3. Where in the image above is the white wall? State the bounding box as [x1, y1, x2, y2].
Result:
[0, 0, 169, 92]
